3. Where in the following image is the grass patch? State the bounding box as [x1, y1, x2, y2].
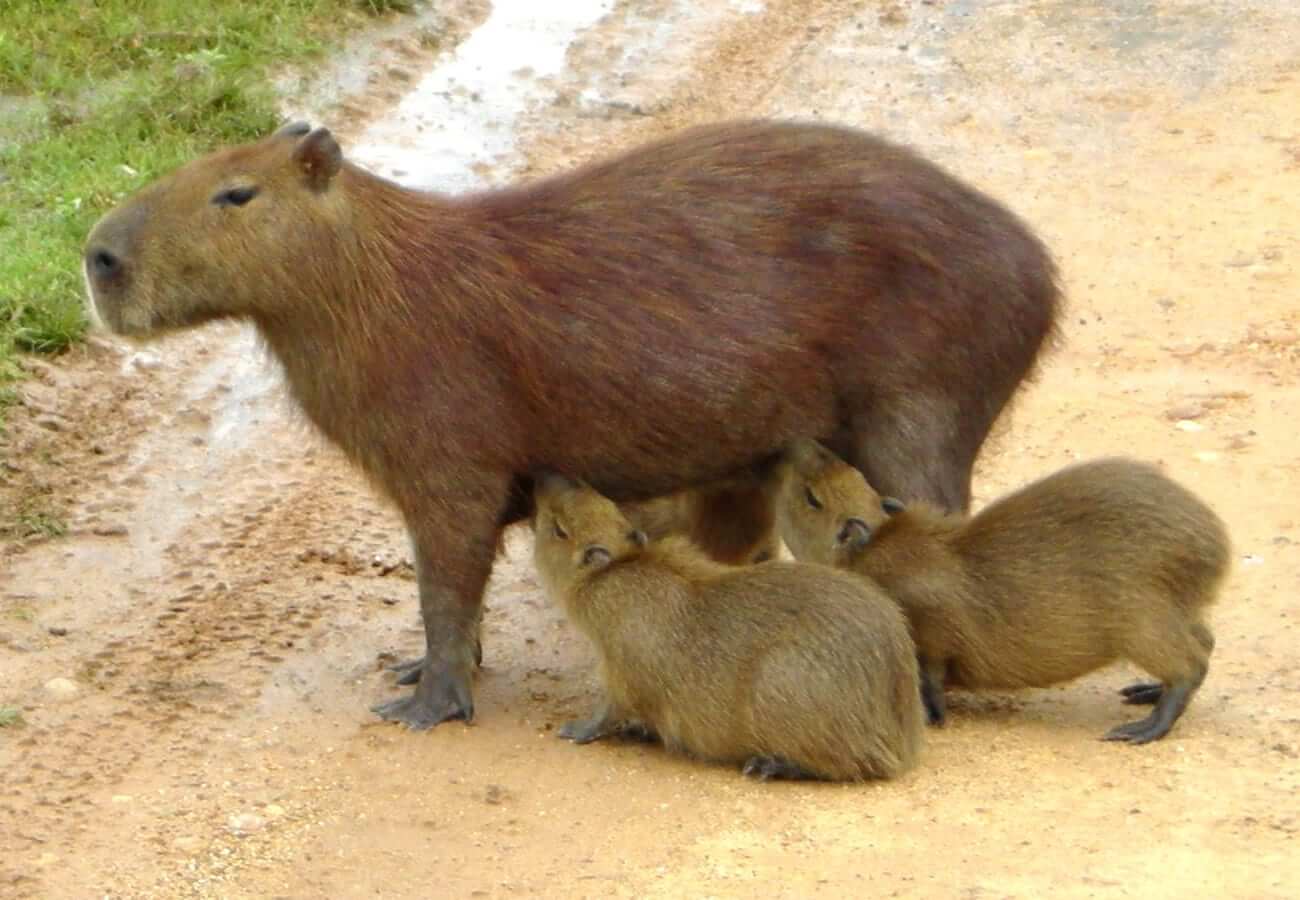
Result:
[0, 706, 25, 728]
[0, 0, 415, 407]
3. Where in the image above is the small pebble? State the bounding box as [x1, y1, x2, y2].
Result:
[44, 677, 80, 699]
[227, 812, 266, 835]
[48, 626, 68, 637]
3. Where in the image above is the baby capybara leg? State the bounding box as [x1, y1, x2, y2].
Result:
[372, 498, 505, 729]
[1106, 618, 1213, 744]
[1117, 622, 1215, 707]
[851, 401, 975, 513]
[918, 656, 949, 726]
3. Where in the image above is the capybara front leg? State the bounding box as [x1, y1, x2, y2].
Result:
[558, 699, 627, 745]
[372, 519, 498, 730]
[741, 755, 816, 781]
[387, 626, 484, 686]
[919, 655, 949, 727]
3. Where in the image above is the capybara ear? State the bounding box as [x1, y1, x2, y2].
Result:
[835, 517, 872, 552]
[274, 120, 312, 139]
[292, 127, 342, 190]
[628, 529, 648, 547]
[582, 545, 612, 569]
[785, 437, 832, 472]
[881, 496, 906, 515]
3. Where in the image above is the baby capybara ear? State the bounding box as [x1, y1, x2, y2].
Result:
[292, 127, 342, 191]
[784, 437, 834, 473]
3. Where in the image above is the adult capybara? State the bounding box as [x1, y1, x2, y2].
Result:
[532, 473, 924, 781]
[83, 118, 1059, 729]
[773, 440, 1229, 744]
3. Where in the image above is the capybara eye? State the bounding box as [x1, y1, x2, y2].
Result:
[804, 486, 823, 510]
[553, 520, 569, 540]
[212, 186, 260, 208]
[882, 497, 906, 515]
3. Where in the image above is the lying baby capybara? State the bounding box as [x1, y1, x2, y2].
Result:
[773, 440, 1230, 744]
[532, 473, 924, 781]
[83, 118, 1059, 729]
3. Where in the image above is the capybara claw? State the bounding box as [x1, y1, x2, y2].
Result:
[389, 656, 426, 686]
[1118, 681, 1163, 705]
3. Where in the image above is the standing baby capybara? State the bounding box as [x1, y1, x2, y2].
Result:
[532, 473, 924, 781]
[773, 440, 1230, 744]
[82, 118, 1059, 729]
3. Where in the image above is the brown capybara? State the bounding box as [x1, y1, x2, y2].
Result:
[622, 467, 781, 565]
[82, 118, 1059, 729]
[773, 440, 1230, 744]
[532, 473, 924, 781]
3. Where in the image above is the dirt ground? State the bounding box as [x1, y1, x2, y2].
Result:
[2, 1, 1299, 897]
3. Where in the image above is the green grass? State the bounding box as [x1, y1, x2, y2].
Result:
[0, 706, 24, 727]
[0, 0, 414, 419]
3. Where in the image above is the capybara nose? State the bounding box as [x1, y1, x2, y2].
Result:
[87, 246, 122, 284]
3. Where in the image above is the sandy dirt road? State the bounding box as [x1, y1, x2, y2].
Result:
[2, 1, 1299, 896]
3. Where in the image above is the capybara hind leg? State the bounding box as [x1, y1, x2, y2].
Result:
[742, 755, 817, 781]
[1106, 617, 1213, 743]
[1103, 673, 1203, 744]
[852, 405, 973, 512]
[372, 510, 501, 730]
[1118, 681, 1164, 705]
[919, 656, 948, 726]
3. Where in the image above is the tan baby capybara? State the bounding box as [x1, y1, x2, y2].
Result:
[622, 467, 781, 565]
[773, 439, 1229, 744]
[82, 118, 1059, 729]
[531, 472, 924, 781]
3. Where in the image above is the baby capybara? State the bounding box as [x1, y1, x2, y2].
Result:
[773, 439, 1229, 744]
[532, 473, 924, 781]
[83, 119, 1059, 729]
[622, 467, 781, 565]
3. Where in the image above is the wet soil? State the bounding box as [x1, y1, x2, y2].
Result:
[2, 1, 1298, 897]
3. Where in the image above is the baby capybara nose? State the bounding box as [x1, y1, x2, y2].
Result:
[87, 246, 122, 284]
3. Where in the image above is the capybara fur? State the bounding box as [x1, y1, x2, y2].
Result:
[774, 440, 1229, 744]
[531, 473, 924, 781]
[83, 118, 1059, 729]
[622, 468, 781, 565]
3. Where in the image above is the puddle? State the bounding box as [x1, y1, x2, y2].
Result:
[350, 0, 616, 191]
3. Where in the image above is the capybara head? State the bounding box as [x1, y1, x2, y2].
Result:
[82, 121, 349, 337]
[774, 439, 904, 565]
[532, 472, 648, 598]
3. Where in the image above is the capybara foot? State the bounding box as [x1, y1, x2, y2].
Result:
[372, 662, 474, 730]
[1103, 716, 1168, 744]
[741, 755, 814, 781]
[1119, 681, 1164, 705]
[619, 721, 659, 743]
[558, 716, 615, 744]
